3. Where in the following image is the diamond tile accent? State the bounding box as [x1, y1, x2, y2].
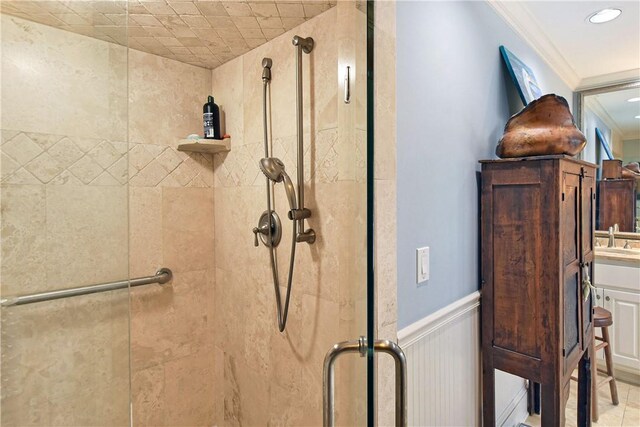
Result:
[24, 152, 65, 183]
[67, 155, 104, 184]
[47, 137, 85, 169]
[2, 133, 44, 165]
[2, 1, 337, 70]
[88, 140, 122, 169]
[0, 131, 220, 188]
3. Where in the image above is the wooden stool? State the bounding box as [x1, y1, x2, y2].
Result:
[591, 306, 619, 421]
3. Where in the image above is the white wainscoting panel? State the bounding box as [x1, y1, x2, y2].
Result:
[398, 292, 481, 427]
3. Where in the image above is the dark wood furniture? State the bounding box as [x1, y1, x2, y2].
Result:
[597, 179, 637, 232]
[480, 155, 596, 427]
[602, 160, 623, 179]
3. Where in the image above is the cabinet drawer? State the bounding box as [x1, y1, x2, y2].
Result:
[594, 260, 640, 292]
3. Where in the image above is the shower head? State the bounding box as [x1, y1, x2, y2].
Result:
[259, 158, 297, 212]
[259, 157, 285, 182]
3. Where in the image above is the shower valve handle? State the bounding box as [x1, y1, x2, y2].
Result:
[253, 226, 266, 247]
[253, 224, 270, 247]
[253, 227, 260, 246]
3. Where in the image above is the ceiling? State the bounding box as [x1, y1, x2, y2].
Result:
[0, 0, 337, 69]
[491, 1, 640, 89]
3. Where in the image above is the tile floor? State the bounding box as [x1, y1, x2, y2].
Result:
[525, 374, 639, 427]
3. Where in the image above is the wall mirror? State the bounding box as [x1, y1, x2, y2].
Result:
[577, 80, 640, 235]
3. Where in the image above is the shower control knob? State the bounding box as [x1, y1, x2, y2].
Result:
[252, 227, 260, 247]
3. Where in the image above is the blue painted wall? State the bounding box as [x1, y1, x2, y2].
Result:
[396, 0, 574, 328]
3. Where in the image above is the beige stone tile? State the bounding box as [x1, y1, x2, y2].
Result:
[132, 363, 165, 426]
[45, 185, 129, 289]
[277, 3, 305, 18]
[162, 187, 214, 272]
[0, 184, 47, 296]
[128, 49, 209, 148]
[222, 1, 252, 17]
[1, 290, 130, 426]
[130, 187, 163, 278]
[623, 401, 640, 426]
[628, 385, 640, 405]
[163, 348, 216, 425]
[130, 268, 215, 371]
[1, 15, 127, 140]
[1, 132, 44, 165]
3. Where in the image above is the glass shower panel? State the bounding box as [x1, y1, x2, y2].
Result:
[0, 0, 373, 425]
[0, 2, 130, 425]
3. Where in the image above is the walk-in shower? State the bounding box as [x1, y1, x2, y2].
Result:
[0, 1, 384, 425]
[253, 35, 316, 332]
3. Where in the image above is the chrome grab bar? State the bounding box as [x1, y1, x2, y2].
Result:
[323, 337, 407, 427]
[0, 268, 172, 307]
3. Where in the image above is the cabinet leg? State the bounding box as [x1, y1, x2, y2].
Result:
[579, 348, 592, 427]
[482, 362, 495, 426]
[541, 382, 564, 427]
[602, 327, 619, 405]
[591, 329, 598, 422]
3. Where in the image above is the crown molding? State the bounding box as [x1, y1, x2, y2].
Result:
[487, 0, 581, 90]
[577, 69, 640, 91]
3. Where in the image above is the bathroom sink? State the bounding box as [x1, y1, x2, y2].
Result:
[595, 247, 640, 263]
[596, 247, 640, 256]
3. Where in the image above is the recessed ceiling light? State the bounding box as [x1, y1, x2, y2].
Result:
[628, 97, 640, 102]
[588, 8, 622, 24]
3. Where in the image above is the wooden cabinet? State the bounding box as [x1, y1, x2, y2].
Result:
[597, 179, 637, 232]
[480, 155, 596, 426]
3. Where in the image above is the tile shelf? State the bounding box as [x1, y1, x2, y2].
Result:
[177, 137, 230, 154]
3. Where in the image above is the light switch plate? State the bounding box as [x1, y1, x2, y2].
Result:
[416, 247, 429, 284]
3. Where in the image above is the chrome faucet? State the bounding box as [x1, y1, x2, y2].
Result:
[608, 226, 616, 248]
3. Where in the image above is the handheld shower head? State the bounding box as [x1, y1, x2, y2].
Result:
[259, 158, 297, 212]
[259, 158, 285, 182]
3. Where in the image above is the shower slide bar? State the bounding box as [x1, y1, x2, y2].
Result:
[0, 268, 173, 307]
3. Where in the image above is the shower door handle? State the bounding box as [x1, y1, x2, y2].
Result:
[322, 337, 407, 427]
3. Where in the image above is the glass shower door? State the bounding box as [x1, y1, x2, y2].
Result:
[0, 2, 131, 424]
[0, 0, 381, 425]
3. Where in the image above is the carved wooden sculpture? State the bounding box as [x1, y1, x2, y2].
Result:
[623, 162, 640, 180]
[496, 94, 587, 158]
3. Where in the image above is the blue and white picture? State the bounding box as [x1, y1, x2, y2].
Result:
[595, 127, 614, 160]
[500, 45, 543, 106]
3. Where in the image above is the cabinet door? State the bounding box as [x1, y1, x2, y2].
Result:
[580, 168, 596, 348]
[603, 289, 640, 370]
[562, 170, 581, 363]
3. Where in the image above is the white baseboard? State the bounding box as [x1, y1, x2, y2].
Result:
[497, 380, 529, 427]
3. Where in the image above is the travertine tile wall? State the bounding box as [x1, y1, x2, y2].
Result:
[125, 48, 218, 427]
[0, 14, 131, 426]
[0, 13, 217, 426]
[210, 2, 368, 425]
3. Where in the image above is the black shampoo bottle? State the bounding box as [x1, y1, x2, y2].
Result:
[203, 96, 221, 139]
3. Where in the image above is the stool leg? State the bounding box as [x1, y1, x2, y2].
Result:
[591, 329, 599, 422]
[602, 326, 619, 405]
